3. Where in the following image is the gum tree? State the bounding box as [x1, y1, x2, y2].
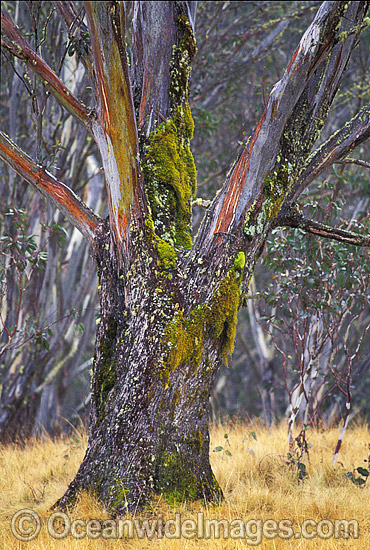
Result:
[0, 0, 103, 440]
[1, 1, 369, 515]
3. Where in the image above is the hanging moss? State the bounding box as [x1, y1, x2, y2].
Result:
[162, 258, 244, 386]
[143, 13, 197, 250]
[207, 270, 241, 363]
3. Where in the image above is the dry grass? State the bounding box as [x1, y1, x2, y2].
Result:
[1, 420, 369, 549]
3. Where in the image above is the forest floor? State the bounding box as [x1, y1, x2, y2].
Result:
[1, 420, 369, 549]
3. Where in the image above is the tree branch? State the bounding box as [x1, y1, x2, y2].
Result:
[196, 1, 367, 249]
[1, 9, 91, 128]
[131, 1, 176, 136]
[0, 131, 100, 246]
[85, 1, 141, 256]
[336, 158, 370, 170]
[284, 105, 370, 206]
[276, 207, 370, 247]
[55, 0, 94, 76]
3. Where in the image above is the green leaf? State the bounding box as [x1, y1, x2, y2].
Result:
[213, 446, 223, 452]
[354, 478, 366, 486]
[357, 467, 369, 477]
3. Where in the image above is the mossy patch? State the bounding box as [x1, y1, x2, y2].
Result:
[161, 259, 244, 387]
[144, 217, 177, 274]
[144, 104, 197, 249]
[154, 450, 199, 505]
[143, 13, 197, 250]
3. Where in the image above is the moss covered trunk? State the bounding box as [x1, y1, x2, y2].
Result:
[54, 219, 249, 514]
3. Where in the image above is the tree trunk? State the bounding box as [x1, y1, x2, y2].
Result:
[54, 218, 250, 512]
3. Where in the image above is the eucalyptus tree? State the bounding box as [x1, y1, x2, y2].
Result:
[0, 1, 102, 441]
[1, 0, 369, 515]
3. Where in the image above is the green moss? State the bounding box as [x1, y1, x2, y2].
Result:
[162, 259, 244, 383]
[234, 251, 245, 271]
[143, 13, 197, 250]
[154, 426, 222, 505]
[156, 236, 177, 270]
[164, 307, 205, 377]
[144, 217, 177, 273]
[144, 105, 197, 249]
[192, 428, 204, 454]
[154, 450, 199, 505]
[207, 270, 241, 364]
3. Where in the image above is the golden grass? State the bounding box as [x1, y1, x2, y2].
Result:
[1, 420, 369, 549]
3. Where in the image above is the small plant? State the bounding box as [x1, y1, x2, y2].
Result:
[213, 433, 232, 459]
[286, 428, 311, 482]
[345, 446, 370, 487]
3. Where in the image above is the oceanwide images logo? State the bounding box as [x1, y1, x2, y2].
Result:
[11, 510, 360, 543]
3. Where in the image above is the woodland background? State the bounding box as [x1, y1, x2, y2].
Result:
[1, 0, 369, 438]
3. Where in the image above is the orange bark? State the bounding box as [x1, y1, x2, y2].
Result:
[1, 11, 91, 127]
[0, 132, 99, 243]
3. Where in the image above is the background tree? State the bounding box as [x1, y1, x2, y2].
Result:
[0, 1, 104, 440]
[1, 0, 369, 516]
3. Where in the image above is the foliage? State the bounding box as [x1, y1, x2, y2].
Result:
[0, 208, 68, 356]
[212, 432, 232, 458]
[346, 445, 370, 487]
[286, 428, 311, 482]
[250, 168, 370, 425]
